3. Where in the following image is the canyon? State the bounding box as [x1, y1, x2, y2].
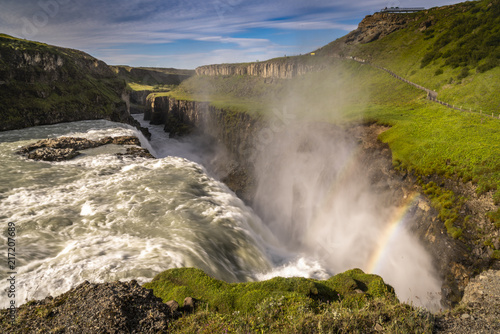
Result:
[143, 93, 494, 306]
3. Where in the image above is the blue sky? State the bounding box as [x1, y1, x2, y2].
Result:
[1, 0, 463, 69]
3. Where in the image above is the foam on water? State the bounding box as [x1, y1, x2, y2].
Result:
[0, 120, 277, 308]
[0, 117, 443, 312]
[256, 257, 330, 281]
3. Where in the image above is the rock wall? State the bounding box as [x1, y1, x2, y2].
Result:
[111, 66, 194, 85]
[146, 95, 258, 163]
[195, 58, 322, 79]
[130, 90, 153, 106]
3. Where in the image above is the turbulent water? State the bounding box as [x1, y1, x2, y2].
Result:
[0, 119, 275, 308]
[0, 116, 441, 311]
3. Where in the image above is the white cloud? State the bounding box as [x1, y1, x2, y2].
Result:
[0, 0, 465, 68]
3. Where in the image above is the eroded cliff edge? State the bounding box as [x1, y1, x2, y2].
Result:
[195, 57, 327, 79]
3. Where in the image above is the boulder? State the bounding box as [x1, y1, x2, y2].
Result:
[183, 297, 197, 313]
[18, 135, 154, 161]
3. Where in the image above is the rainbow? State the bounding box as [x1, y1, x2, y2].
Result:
[365, 192, 420, 274]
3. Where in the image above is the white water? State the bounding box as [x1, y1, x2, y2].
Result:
[0, 117, 442, 311]
[0, 119, 282, 308]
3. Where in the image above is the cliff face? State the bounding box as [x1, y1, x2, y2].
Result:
[129, 90, 153, 114]
[0, 34, 128, 131]
[111, 66, 194, 86]
[344, 12, 416, 44]
[195, 13, 414, 78]
[146, 95, 258, 162]
[195, 58, 323, 79]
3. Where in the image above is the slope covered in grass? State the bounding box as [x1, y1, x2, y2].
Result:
[0, 34, 127, 130]
[336, 0, 500, 113]
[144, 268, 434, 333]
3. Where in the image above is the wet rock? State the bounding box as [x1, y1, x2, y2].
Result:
[18, 135, 153, 161]
[18, 137, 98, 154]
[98, 135, 141, 146]
[183, 297, 197, 313]
[117, 147, 155, 159]
[27, 147, 80, 161]
[0, 280, 170, 333]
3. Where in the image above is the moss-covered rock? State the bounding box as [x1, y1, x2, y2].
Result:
[147, 268, 434, 334]
[143, 267, 395, 314]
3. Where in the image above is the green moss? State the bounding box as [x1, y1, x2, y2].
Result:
[144, 267, 394, 314]
[492, 250, 500, 260]
[419, 181, 466, 239]
[486, 208, 500, 229]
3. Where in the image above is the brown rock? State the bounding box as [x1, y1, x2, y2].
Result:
[0, 280, 170, 333]
[183, 297, 197, 313]
[344, 12, 415, 45]
[18, 135, 153, 161]
[166, 300, 180, 313]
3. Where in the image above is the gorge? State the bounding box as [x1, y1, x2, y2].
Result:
[1, 0, 500, 332]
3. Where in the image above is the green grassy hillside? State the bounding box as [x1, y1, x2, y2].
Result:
[0, 34, 127, 130]
[327, 0, 500, 112]
[110, 65, 194, 92]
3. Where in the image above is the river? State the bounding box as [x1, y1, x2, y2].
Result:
[0, 117, 329, 309]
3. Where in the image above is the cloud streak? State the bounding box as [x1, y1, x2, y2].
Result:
[0, 0, 464, 68]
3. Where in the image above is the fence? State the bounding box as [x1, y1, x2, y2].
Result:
[341, 56, 499, 120]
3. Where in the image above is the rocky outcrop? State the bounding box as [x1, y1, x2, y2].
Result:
[0, 280, 171, 333]
[0, 34, 128, 131]
[344, 12, 416, 44]
[146, 95, 258, 161]
[195, 57, 325, 79]
[17, 136, 153, 161]
[434, 270, 500, 333]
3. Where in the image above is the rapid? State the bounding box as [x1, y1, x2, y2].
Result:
[0, 115, 441, 311]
